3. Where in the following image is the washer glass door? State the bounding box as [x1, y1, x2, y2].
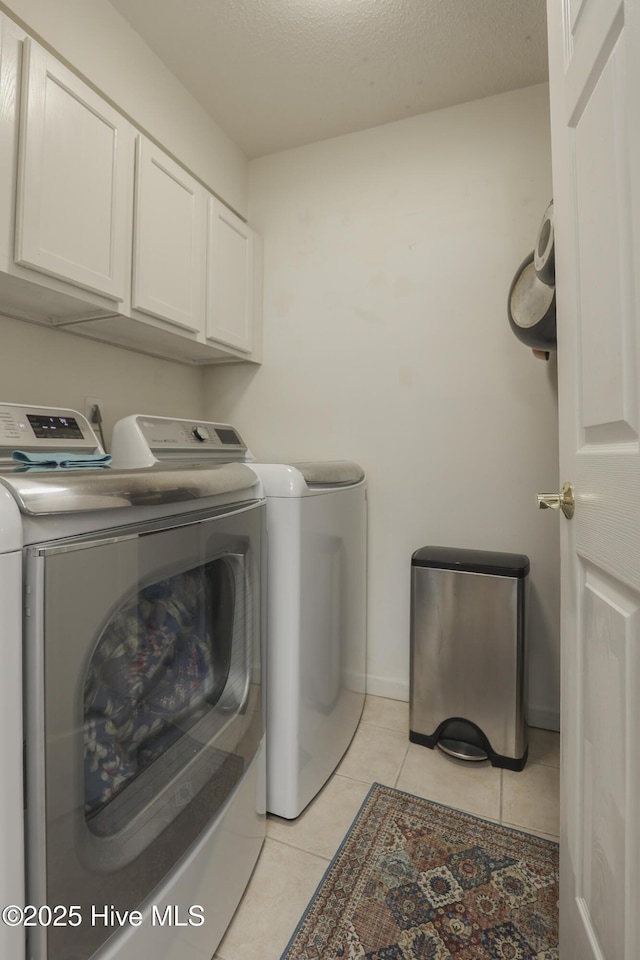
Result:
[25, 502, 263, 960]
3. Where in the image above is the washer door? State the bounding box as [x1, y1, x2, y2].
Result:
[25, 503, 263, 960]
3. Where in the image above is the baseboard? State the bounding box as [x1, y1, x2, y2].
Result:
[364, 679, 559, 732]
[365, 674, 409, 703]
[527, 705, 560, 732]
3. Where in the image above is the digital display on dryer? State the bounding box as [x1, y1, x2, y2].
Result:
[27, 415, 84, 440]
[215, 427, 241, 445]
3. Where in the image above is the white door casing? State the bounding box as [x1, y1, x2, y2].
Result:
[547, 1, 640, 958]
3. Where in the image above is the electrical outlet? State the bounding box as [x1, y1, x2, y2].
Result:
[84, 397, 103, 423]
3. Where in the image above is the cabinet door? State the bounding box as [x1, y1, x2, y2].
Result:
[132, 136, 206, 334]
[15, 38, 132, 301]
[206, 197, 255, 353]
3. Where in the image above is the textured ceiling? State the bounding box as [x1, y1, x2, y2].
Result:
[108, 0, 548, 159]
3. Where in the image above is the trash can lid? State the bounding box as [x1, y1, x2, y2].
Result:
[412, 546, 530, 578]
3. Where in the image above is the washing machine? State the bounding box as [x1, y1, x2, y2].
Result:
[0, 402, 266, 960]
[111, 416, 367, 820]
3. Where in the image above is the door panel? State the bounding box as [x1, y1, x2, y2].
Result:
[569, 0, 586, 34]
[547, 0, 640, 956]
[574, 44, 637, 438]
[579, 566, 637, 957]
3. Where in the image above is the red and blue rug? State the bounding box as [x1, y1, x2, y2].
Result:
[281, 782, 559, 959]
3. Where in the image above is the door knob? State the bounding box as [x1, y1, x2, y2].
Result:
[536, 481, 575, 519]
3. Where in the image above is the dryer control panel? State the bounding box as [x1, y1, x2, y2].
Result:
[0, 402, 101, 458]
[111, 414, 250, 467]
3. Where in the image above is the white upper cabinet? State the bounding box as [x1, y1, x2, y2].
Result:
[0, 13, 261, 364]
[132, 136, 206, 334]
[15, 38, 133, 301]
[206, 198, 256, 354]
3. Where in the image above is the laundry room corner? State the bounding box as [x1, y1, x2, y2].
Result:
[0, 0, 251, 446]
[0, 314, 208, 449]
[203, 81, 561, 731]
[0, 0, 248, 214]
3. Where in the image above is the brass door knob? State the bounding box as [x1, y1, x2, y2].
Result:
[537, 481, 575, 519]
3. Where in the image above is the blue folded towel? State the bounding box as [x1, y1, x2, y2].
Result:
[12, 450, 112, 468]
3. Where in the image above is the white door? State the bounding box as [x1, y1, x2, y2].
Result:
[547, 1, 640, 958]
[206, 197, 255, 353]
[132, 136, 206, 333]
[15, 38, 133, 301]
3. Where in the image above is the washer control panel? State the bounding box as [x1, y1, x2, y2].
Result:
[111, 414, 250, 467]
[0, 402, 100, 454]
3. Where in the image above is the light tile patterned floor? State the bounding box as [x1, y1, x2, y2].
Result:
[215, 695, 560, 960]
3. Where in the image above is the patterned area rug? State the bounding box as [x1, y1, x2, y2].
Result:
[281, 783, 559, 959]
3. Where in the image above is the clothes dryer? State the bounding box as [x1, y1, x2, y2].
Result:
[250, 461, 367, 819]
[110, 416, 368, 821]
[0, 403, 265, 960]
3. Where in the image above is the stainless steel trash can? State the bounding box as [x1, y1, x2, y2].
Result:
[409, 546, 529, 771]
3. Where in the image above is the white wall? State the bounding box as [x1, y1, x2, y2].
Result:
[0, 0, 248, 215]
[0, 315, 205, 443]
[204, 83, 561, 729]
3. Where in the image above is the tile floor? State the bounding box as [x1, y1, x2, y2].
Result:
[215, 695, 560, 960]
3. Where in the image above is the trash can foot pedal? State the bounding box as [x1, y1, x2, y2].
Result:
[409, 718, 528, 771]
[437, 738, 487, 762]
